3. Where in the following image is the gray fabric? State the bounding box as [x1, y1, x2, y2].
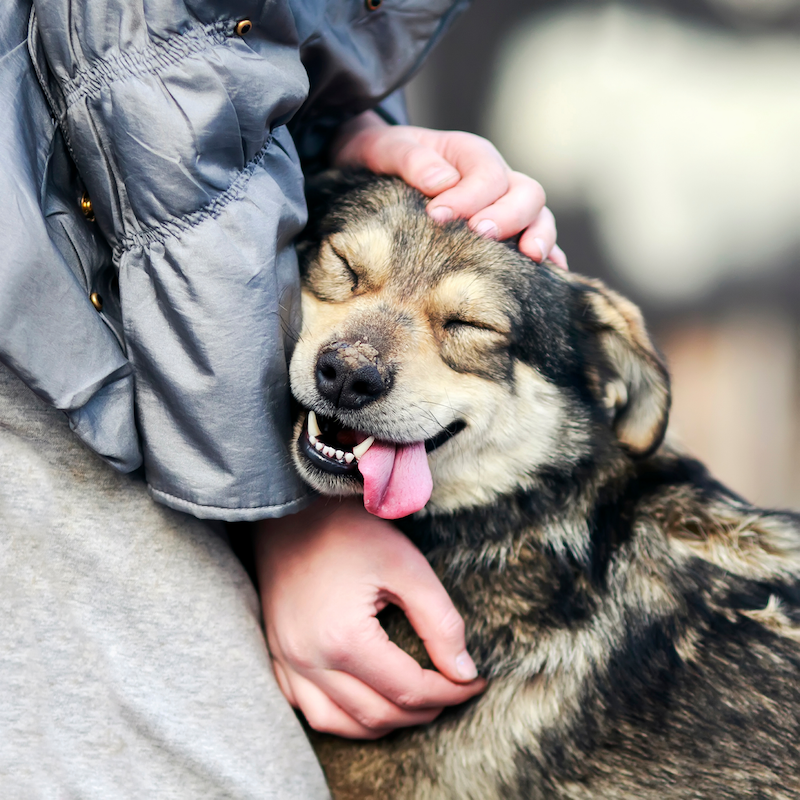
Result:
[0, 0, 468, 520]
[0, 0, 141, 472]
[0, 362, 331, 799]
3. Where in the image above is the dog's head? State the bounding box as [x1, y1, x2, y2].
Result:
[289, 172, 670, 518]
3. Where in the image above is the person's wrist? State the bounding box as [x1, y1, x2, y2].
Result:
[330, 110, 389, 167]
[253, 499, 325, 576]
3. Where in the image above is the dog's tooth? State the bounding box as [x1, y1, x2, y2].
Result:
[315, 441, 324, 452]
[309, 434, 318, 445]
[344, 452, 355, 464]
[352, 436, 375, 460]
[308, 410, 322, 438]
[335, 449, 344, 460]
[323, 446, 336, 458]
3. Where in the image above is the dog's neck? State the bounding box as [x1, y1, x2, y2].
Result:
[402, 455, 629, 551]
[403, 449, 734, 589]
[399, 450, 715, 593]
[390, 450, 724, 680]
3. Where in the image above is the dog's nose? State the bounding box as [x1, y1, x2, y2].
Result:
[316, 348, 386, 410]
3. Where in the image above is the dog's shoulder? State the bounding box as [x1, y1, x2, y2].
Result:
[630, 448, 800, 588]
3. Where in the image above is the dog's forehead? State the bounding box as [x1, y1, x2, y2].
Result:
[328, 206, 517, 313]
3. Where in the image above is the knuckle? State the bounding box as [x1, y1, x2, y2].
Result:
[463, 130, 493, 153]
[393, 691, 425, 710]
[437, 606, 466, 642]
[452, 131, 502, 165]
[451, 130, 478, 147]
[353, 709, 393, 732]
[517, 173, 546, 205]
[399, 143, 426, 175]
[317, 626, 358, 669]
[279, 635, 315, 672]
[303, 705, 336, 734]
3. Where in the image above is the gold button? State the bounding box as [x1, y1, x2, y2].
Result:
[80, 192, 95, 222]
[90, 292, 103, 312]
[365, 0, 382, 9]
[235, 19, 252, 36]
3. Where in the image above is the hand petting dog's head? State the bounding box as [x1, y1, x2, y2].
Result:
[290, 171, 670, 518]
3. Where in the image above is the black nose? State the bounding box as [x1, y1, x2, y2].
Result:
[316, 349, 386, 410]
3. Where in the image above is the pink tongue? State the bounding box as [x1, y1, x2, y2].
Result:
[357, 440, 433, 519]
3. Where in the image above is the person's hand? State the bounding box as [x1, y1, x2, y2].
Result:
[331, 110, 568, 269]
[254, 498, 486, 739]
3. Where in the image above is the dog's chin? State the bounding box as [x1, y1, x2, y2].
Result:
[291, 407, 466, 498]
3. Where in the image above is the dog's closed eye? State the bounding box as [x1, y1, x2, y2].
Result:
[330, 245, 361, 292]
[442, 318, 501, 334]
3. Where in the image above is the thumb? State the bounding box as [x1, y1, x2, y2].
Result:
[387, 551, 479, 683]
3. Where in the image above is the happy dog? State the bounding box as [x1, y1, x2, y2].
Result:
[289, 171, 800, 799]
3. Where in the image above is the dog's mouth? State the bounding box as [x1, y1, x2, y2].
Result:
[298, 410, 465, 519]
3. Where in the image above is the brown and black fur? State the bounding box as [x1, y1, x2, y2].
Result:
[289, 171, 800, 799]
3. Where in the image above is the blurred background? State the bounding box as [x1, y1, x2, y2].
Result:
[407, 0, 800, 508]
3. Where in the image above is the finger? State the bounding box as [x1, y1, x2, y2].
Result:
[548, 243, 569, 270]
[426, 134, 510, 223]
[323, 615, 486, 708]
[289, 671, 383, 739]
[381, 552, 481, 685]
[518, 205, 558, 263]
[466, 172, 547, 242]
[358, 132, 461, 196]
[304, 667, 445, 733]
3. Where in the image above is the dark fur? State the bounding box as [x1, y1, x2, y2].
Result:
[292, 172, 800, 799]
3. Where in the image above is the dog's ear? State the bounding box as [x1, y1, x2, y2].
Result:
[576, 278, 671, 458]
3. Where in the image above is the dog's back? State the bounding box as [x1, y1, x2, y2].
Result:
[292, 173, 800, 799]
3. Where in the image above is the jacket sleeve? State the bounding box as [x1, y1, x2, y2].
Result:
[30, 0, 315, 520]
[0, 0, 141, 473]
[288, 0, 470, 172]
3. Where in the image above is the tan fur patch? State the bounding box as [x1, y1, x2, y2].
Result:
[331, 224, 395, 289]
[663, 494, 800, 581]
[425, 362, 579, 514]
[426, 272, 512, 335]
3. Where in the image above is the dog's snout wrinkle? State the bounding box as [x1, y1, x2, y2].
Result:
[316, 342, 386, 410]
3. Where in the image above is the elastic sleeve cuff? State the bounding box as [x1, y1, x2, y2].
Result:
[148, 486, 317, 522]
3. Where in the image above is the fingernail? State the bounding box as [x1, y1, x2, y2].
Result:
[428, 206, 453, 224]
[455, 650, 478, 681]
[423, 168, 458, 190]
[534, 238, 549, 263]
[474, 219, 499, 239]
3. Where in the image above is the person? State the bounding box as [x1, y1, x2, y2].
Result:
[0, 0, 565, 795]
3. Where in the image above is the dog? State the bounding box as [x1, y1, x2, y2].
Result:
[288, 171, 800, 799]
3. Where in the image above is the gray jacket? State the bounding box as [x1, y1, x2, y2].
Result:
[0, 0, 467, 520]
